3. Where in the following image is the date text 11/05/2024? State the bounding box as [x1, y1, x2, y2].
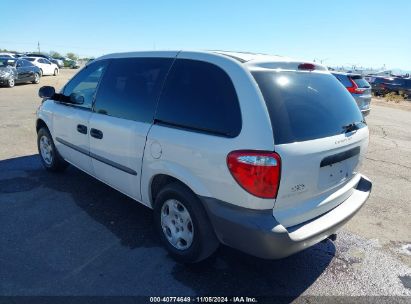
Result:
[149, 297, 258, 303]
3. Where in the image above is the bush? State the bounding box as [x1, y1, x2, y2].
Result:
[66, 52, 78, 61]
[384, 92, 406, 103]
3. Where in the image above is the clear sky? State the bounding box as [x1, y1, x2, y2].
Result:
[2, 0, 410, 70]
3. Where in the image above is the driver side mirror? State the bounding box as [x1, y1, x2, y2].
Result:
[69, 93, 84, 105]
[38, 86, 55, 98]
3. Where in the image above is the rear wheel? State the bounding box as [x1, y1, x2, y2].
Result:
[7, 78, 15, 88]
[32, 73, 40, 84]
[154, 182, 219, 263]
[53, 69, 58, 76]
[39, 69, 43, 77]
[37, 127, 68, 172]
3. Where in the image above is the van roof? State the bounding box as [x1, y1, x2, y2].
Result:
[97, 50, 327, 72]
[210, 50, 288, 63]
[331, 71, 362, 77]
[212, 51, 327, 72]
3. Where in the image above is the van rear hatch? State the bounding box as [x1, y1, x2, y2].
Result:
[252, 67, 369, 227]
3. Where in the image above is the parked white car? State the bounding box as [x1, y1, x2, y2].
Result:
[0, 52, 16, 58]
[36, 50, 372, 263]
[22, 57, 59, 76]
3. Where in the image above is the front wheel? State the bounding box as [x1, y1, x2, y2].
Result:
[154, 182, 219, 263]
[37, 127, 68, 172]
[32, 73, 40, 84]
[7, 78, 15, 88]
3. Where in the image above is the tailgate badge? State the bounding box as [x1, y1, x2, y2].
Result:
[291, 184, 306, 192]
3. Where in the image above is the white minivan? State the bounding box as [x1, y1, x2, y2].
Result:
[36, 51, 372, 263]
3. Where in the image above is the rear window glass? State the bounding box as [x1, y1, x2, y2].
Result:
[350, 76, 370, 88]
[252, 71, 364, 144]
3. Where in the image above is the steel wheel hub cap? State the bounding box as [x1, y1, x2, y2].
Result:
[161, 199, 194, 250]
[39, 135, 53, 165]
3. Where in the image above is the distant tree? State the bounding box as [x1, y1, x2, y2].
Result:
[66, 52, 78, 60]
[49, 51, 62, 59]
[0, 48, 16, 53]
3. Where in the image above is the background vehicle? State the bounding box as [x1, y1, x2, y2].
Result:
[0, 57, 41, 87]
[36, 51, 372, 263]
[369, 76, 411, 98]
[25, 53, 64, 68]
[63, 58, 80, 69]
[22, 57, 59, 76]
[332, 72, 372, 116]
[0, 52, 16, 58]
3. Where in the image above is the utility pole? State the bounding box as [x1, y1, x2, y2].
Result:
[37, 41, 40, 54]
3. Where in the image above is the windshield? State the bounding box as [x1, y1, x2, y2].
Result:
[252, 71, 365, 144]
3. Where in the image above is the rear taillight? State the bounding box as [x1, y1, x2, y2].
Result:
[227, 151, 281, 199]
[347, 78, 366, 94]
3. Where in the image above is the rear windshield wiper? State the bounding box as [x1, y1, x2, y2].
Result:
[342, 121, 365, 133]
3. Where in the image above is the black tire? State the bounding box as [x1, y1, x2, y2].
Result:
[154, 182, 219, 263]
[32, 73, 40, 84]
[7, 78, 15, 88]
[53, 69, 58, 76]
[37, 127, 68, 172]
[39, 69, 43, 77]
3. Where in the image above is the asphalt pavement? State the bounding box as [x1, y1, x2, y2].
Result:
[0, 70, 410, 301]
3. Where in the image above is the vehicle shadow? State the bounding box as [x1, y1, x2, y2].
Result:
[0, 82, 39, 88]
[0, 154, 335, 299]
[172, 241, 335, 298]
[0, 154, 159, 249]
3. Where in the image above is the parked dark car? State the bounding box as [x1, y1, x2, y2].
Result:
[368, 76, 411, 98]
[63, 58, 80, 69]
[0, 57, 41, 87]
[25, 53, 64, 68]
[332, 72, 372, 116]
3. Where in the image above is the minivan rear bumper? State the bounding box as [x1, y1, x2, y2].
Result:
[201, 175, 372, 259]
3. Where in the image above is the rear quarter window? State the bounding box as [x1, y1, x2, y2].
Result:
[252, 71, 364, 144]
[155, 59, 241, 137]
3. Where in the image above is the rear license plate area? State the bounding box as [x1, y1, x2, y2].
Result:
[319, 161, 349, 188]
[318, 147, 361, 189]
